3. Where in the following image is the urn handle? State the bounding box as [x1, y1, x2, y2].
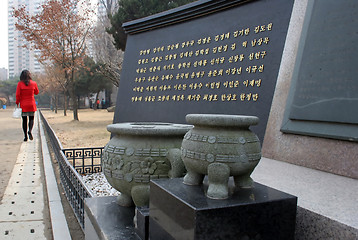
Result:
[167, 148, 186, 178]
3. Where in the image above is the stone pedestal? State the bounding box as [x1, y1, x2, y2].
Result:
[135, 207, 149, 240]
[149, 178, 297, 240]
[84, 197, 139, 240]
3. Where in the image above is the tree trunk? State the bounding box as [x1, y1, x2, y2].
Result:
[70, 70, 79, 121]
[55, 94, 58, 114]
[50, 96, 54, 111]
[63, 91, 67, 116]
[71, 92, 79, 121]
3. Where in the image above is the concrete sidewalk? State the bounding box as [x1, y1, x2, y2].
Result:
[0, 114, 49, 239]
[0, 111, 71, 239]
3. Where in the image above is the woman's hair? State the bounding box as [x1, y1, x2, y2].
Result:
[20, 70, 32, 86]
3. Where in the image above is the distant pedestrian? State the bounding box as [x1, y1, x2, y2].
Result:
[101, 99, 105, 109]
[16, 70, 39, 141]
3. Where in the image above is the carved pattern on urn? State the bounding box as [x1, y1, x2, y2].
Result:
[182, 114, 262, 200]
[103, 123, 191, 207]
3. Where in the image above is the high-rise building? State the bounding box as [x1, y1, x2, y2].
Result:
[96, 0, 119, 19]
[0, 68, 8, 81]
[8, 0, 44, 77]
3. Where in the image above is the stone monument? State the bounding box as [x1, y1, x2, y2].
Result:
[113, 0, 296, 144]
[281, 0, 358, 142]
[85, 0, 297, 239]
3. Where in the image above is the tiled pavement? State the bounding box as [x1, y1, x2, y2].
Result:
[0, 117, 47, 239]
[0, 115, 71, 239]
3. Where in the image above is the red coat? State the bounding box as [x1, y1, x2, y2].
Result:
[16, 80, 39, 112]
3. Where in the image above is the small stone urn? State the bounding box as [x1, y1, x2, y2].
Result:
[102, 122, 192, 207]
[181, 114, 261, 199]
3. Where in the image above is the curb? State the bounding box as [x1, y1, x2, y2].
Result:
[38, 115, 72, 240]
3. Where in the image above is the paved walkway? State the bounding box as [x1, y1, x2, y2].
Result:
[0, 110, 71, 239]
[0, 114, 49, 239]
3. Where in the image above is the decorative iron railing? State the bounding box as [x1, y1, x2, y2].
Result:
[39, 110, 102, 230]
[62, 148, 103, 175]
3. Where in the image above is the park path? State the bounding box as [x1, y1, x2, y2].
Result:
[0, 107, 71, 239]
[0, 108, 51, 239]
[0, 107, 23, 200]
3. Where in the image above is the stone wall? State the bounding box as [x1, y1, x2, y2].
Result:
[262, 0, 358, 179]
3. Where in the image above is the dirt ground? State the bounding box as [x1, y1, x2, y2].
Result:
[41, 108, 114, 148]
[0, 106, 23, 201]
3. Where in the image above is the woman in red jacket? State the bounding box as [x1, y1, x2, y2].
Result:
[16, 70, 39, 141]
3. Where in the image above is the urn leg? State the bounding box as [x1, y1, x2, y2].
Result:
[117, 192, 134, 207]
[207, 163, 230, 199]
[234, 172, 254, 189]
[131, 185, 150, 207]
[183, 170, 204, 185]
[167, 148, 186, 178]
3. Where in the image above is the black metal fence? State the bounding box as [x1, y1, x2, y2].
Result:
[39, 110, 103, 229]
[63, 148, 102, 175]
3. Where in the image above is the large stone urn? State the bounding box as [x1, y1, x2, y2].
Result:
[181, 114, 261, 199]
[102, 122, 192, 207]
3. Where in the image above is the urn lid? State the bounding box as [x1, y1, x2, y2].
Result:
[186, 114, 259, 128]
[107, 122, 192, 136]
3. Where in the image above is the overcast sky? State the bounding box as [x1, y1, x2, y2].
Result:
[0, 1, 8, 69]
[0, 0, 98, 70]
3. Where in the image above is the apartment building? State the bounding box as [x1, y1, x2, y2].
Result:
[8, 0, 44, 77]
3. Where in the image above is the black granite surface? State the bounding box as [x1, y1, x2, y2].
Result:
[113, 0, 295, 144]
[149, 178, 297, 240]
[84, 197, 139, 240]
[281, 0, 358, 142]
[135, 207, 149, 240]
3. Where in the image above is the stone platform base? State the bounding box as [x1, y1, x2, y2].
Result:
[149, 178, 297, 240]
[84, 179, 297, 240]
[84, 197, 139, 240]
[252, 158, 358, 239]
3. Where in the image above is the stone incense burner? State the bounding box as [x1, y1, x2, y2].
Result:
[102, 122, 192, 207]
[181, 114, 261, 199]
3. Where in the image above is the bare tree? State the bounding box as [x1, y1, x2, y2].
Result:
[92, 0, 123, 88]
[37, 64, 67, 114]
[13, 0, 95, 120]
